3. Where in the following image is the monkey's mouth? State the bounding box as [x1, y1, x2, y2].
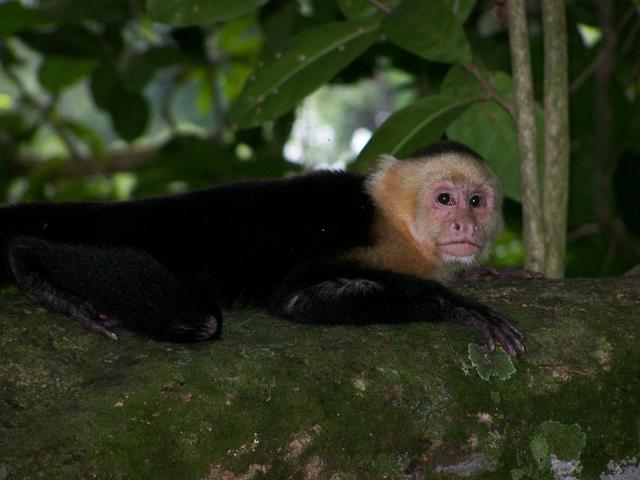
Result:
[437, 241, 482, 257]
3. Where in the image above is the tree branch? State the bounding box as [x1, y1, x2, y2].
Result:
[542, 0, 570, 278]
[367, 0, 391, 14]
[463, 63, 515, 118]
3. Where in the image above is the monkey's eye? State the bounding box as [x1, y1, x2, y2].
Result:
[437, 193, 452, 205]
[469, 195, 482, 208]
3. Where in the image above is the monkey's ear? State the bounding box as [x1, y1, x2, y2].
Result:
[369, 158, 414, 223]
[369, 158, 426, 247]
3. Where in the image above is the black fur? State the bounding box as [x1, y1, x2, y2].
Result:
[0, 149, 524, 353]
[8, 237, 220, 341]
[1, 171, 377, 340]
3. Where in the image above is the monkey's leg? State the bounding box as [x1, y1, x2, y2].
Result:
[271, 262, 524, 356]
[8, 237, 221, 342]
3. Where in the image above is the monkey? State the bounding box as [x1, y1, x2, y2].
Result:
[0, 140, 525, 356]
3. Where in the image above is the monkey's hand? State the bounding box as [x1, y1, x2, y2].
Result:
[81, 312, 120, 341]
[455, 302, 524, 357]
[460, 267, 545, 281]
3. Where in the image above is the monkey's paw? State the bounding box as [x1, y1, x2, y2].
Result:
[75, 310, 120, 341]
[456, 304, 524, 357]
[460, 267, 545, 281]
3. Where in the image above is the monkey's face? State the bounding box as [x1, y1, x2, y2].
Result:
[367, 151, 504, 270]
[425, 179, 498, 262]
[406, 156, 503, 267]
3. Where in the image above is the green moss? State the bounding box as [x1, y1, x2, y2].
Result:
[1, 278, 640, 478]
[532, 420, 586, 462]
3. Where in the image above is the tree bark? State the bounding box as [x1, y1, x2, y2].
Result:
[542, 0, 570, 278]
[506, 0, 545, 273]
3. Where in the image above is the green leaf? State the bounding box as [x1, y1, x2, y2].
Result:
[218, 15, 263, 58]
[230, 19, 380, 129]
[0, 113, 28, 138]
[19, 25, 103, 57]
[90, 65, 119, 111]
[39, 0, 131, 22]
[442, 66, 521, 201]
[109, 88, 149, 142]
[337, 0, 400, 20]
[355, 95, 470, 166]
[447, 104, 521, 201]
[121, 46, 183, 92]
[0, 2, 48, 38]
[39, 56, 97, 94]
[440, 63, 484, 98]
[446, 0, 476, 22]
[146, 0, 270, 26]
[382, 0, 471, 64]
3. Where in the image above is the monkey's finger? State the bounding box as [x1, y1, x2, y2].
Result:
[91, 323, 119, 341]
[484, 331, 495, 352]
[498, 325, 525, 354]
[488, 322, 520, 356]
[499, 317, 523, 341]
[484, 310, 524, 342]
[465, 309, 524, 356]
[465, 315, 496, 352]
[477, 322, 496, 352]
[102, 329, 119, 341]
[82, 315, 120, 340]
[495, 316, 525, 347]
[494, 332, 516, 356]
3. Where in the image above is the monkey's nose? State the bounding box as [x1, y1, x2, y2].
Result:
[451, 220, 478, 236]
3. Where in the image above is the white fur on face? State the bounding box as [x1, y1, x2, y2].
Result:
[441, 253, 477, 266]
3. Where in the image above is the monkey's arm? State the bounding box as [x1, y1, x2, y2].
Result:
[270, 262, 525, 356]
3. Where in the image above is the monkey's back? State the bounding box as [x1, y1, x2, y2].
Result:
[1, 171, 376, 303]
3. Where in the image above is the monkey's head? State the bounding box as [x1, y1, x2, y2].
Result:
[368, 140, 503, 271]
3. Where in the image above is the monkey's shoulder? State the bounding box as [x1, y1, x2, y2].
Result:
[157, 170, 374, 226]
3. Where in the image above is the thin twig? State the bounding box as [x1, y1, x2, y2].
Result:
[463, 63, 515, 118]
[367, 0, 391, 14]
[570, 43, 612, 94]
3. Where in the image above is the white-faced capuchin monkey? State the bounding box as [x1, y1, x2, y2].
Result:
[0, 140, 525, 356]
